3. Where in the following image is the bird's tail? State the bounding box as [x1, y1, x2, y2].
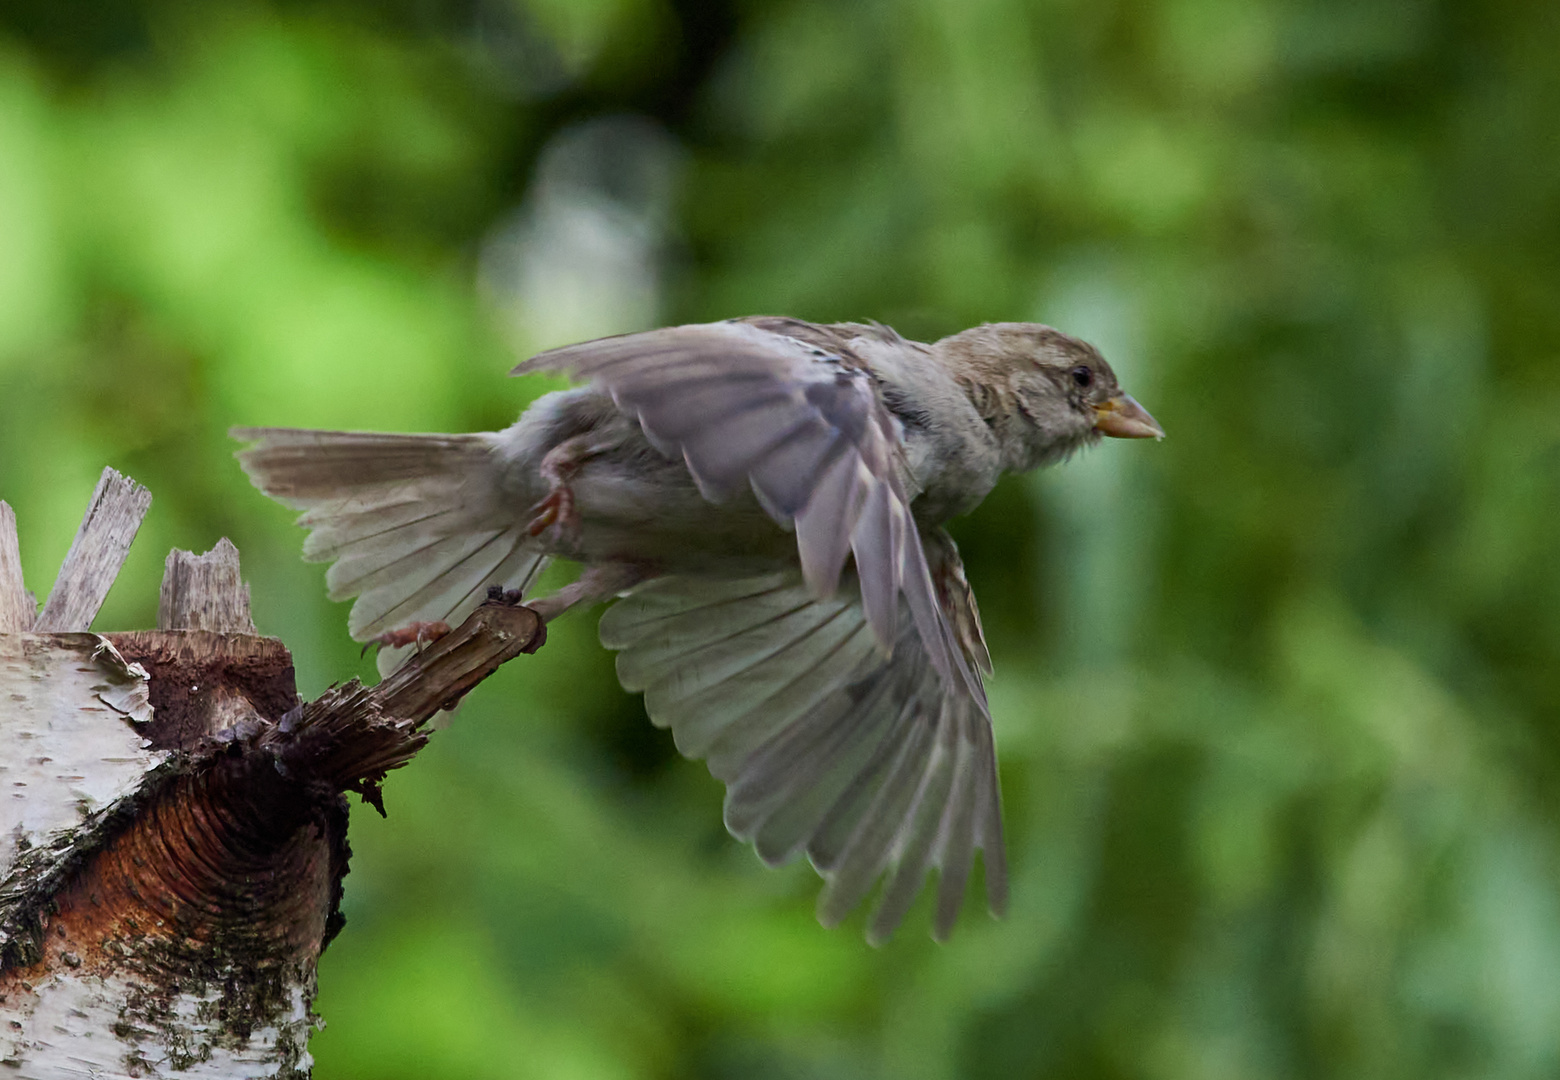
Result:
[233, 427, 546, 670]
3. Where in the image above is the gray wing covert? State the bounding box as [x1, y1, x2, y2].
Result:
[514, 320, 974, 696]
[597, 541, 1006, 943]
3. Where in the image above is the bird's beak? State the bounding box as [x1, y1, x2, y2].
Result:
[1093, 394, 1165, 440]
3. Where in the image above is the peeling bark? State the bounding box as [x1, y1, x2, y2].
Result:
[0, 507, 545, 1078]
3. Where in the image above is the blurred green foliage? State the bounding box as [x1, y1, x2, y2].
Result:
[2, 0, 1559, 1076]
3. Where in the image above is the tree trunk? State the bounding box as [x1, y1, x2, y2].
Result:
[0, 472, 543, 1078]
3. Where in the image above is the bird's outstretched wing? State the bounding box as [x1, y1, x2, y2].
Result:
[598, 536, 1005, 942]
[515, 319, 977, 700]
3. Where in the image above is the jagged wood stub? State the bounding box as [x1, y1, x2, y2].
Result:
[159, 538, 256, 633]
[0, 500, 31, 632]
[33, 467, 152, 632]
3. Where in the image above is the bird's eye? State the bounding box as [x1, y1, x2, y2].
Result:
[1070, 365, 1093, 389]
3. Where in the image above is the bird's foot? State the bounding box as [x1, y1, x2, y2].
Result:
[526, 432, 614, 544]
[525, 484, 580, 542]
[362, 620, 452, 656]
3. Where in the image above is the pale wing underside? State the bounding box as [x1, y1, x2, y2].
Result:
[598, 568, 1007, 943]
[516, 321, 978, 699]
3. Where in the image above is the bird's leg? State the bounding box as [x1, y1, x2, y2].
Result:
[363, 620, 453, 656]
[527, 563, 648, 623]
[526, 434, 614, 541]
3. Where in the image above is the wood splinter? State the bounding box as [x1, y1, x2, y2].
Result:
[0, 500, 32, 632]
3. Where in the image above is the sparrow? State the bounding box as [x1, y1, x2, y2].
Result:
[233, 316, 1162, 943]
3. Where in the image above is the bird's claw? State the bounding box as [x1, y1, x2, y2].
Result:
[525, 485, 579, 543]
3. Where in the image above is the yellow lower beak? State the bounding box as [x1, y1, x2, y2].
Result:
[1093, 394, 1165, 440]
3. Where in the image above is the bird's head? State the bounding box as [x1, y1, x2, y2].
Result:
[938, 322, 1164, 472]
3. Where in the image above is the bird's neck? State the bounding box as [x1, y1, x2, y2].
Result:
[851, 337, 1003, 522]
[933, 344, 1054, 476]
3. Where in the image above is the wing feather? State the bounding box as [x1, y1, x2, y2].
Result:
[814, 700, 940, 927]
[931, 730, 979, 939]
[598, 550, 1004, 942]
[794, 454, 871, 599]
[868, 713, 959, 943]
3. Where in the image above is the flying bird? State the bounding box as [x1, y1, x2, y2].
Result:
[233, 316, 1162, 943]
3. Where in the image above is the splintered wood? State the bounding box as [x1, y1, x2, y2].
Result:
[0, 475, 545, 1079]
[0, 501, 31, 632]
[33, 467, 151, 632]
[158, 538, 256, 633]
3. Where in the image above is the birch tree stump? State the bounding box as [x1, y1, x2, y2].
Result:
[0, 474, 544, 1078]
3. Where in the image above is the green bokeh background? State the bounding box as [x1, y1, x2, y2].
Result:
[2, 0, 1559, 1076]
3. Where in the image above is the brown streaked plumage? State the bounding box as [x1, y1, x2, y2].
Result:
[233, 316, 1162, 944]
